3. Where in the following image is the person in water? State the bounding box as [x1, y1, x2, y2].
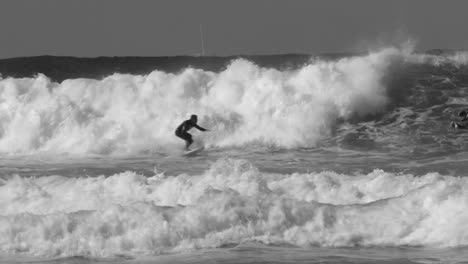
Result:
[175, 114, 209, 150]
[451, 110, 468, 129]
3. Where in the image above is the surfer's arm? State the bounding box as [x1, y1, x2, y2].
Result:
[194, 124, 208, 131]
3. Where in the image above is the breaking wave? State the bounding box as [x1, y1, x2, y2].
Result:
[0, 47, 467, 155]
[1, 158, 468, 257]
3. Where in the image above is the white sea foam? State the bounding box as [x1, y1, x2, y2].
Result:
[0, 49, 397, 154]
[406, 50, 468, 66]
[0, 48, 466, 155]
[1, 158, 468, 257]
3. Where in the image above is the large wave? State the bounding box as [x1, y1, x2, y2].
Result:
[1, 158, 468, 257]
[0, 47, 466, 155]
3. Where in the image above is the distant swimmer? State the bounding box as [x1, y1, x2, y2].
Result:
[175, 114, 209, 150]
[451, 110, 468, 129]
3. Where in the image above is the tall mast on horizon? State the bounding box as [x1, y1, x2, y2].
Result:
[199, 24, 205, 56]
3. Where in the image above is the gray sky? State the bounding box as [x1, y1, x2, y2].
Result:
[0, 0, 467, 58]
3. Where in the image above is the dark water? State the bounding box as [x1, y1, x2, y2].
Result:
[0, 54, 314, 82]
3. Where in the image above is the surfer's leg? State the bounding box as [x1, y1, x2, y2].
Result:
[182, 132, 193, 150]
[175, 130, 184, 140]
[176, 130, 192, 149]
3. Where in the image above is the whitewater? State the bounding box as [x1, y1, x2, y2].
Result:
[1, 46, 468, 263]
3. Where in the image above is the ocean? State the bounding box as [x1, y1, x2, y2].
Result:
[1, 46, 468, 264]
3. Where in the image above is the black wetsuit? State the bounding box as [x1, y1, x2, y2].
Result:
[175, 120, 207, 148]
[452, 116, 468, 129]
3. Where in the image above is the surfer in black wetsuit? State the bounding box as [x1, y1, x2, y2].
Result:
[451, 110, 468, 129]
[175, 114, 209, 150]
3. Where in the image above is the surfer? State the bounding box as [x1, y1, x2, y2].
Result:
[175, 114, 209, 150]
[451, 110, 468, 129]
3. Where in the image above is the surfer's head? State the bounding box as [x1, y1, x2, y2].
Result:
[459, 111, 467, 117]
[190, 114, 198, 123]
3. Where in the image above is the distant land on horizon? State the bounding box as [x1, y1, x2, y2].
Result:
[0, 49, 464, 82]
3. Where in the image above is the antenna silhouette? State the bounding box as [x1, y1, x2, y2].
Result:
[199, 24, 205, 56]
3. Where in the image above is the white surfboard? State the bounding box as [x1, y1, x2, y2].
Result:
[183, 146, 205, 156]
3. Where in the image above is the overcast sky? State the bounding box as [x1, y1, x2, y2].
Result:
[0, 0, 467, 58]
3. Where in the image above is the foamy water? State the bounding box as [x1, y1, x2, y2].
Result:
[2, 158, 468, 258]
[1, 47, 468, 263]
[2, 47, 458, 155]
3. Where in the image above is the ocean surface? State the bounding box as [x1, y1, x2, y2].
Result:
[1, 46, 468, 264]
